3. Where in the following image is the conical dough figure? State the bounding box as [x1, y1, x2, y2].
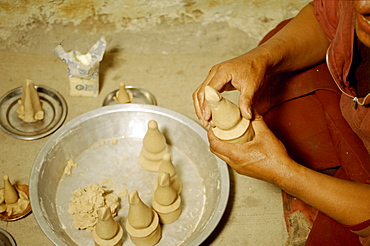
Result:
[0, 175, 30, 217]
[3, 175, 18, 205]
[16, 79, 44, 123]
[154, 153, 182, 194]
[113, 82, 133, 104]
[204, 85, 254, 143]
[126, 190, 161, 246]
[152, 172, 182, 224]
[139, 120, 170, 172]
[92, 206, 123, 246]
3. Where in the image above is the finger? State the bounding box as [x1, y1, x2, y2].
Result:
[192, 87, 209, 127]
[197, 68, 221, 122]
[206, 69, 232, 92]
[207, 129, 231, 160]
[249, 113, 273, 138]
[207, 128, 236, 157]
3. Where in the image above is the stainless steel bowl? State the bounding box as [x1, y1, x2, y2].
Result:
[30, 104, 229, 246]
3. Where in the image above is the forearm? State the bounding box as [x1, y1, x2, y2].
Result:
[279, 161, 370, 226]
[249, 4, 330, 75]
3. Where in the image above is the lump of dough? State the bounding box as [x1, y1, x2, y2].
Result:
[68, 183, 119, 231]
[64, 159, 78, 176]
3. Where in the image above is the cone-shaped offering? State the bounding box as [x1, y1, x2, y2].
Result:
[16, 79, 44, 123]
[204, 85, 254, 143]
[126, 190, 162, 246]
[93, 206, 123, 246]
[154, 153, 182, 194]
[152, 172, 182, 224]
[113, 82, 133, 104]
[139, 120, 170, 172]
[3, 175, 18, 205]
[0, 175, 31, 220]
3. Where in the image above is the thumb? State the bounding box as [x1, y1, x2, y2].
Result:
[249, 111, 273, 137]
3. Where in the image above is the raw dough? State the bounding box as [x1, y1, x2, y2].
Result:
[64, 159, 78, 176]
[68, 183, 120, 231]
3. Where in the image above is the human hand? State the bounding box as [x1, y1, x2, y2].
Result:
[192, 49, 269, 127]
[208, 113, 294, 185]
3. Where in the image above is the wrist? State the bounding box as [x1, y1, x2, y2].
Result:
[274, 158, 305, 194]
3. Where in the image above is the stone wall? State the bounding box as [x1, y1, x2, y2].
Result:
[0, 0, 309, 54]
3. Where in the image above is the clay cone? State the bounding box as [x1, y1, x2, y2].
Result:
[126, 190, 162, 246]
[204, 85, 254, 143]
[17, 79, 44, 123]
[139, 120, 170, 172]
[113, 82, 133, 104]
[152, 172, 182, 224]
[3, 175, 18, 204]
[93, 206, 123, 246]
[154, 153, 182, 194]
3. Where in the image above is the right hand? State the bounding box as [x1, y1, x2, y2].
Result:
[207, 112, 294, 185]
[192, 48, 270, 127]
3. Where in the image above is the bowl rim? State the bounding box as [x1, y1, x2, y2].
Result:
[29, 104, 230, 246]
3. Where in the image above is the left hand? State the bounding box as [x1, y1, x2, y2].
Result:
[208, 113, 295, 185]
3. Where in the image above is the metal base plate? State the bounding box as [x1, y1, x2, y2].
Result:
[0, 86, 67, 140]
[0, 228, 16, 246]
[0, 184, 32, 222]
[102, 86, 157, 106]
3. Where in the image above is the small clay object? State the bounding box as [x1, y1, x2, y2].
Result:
[113, 82, 133, 104]
[154, 153, 182, 194]
[152, 172, 182, 224]
[16, 79, 44, 123]
[139, 120, 170, 172]
[3, 175, 18, 205]
[92, 206, 123, 246]
[204, 85, 254, 144]
[0, 175, 31, 219]
[126, 190, 162, 246]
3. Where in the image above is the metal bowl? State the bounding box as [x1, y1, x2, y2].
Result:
[30, 104, 229, 246]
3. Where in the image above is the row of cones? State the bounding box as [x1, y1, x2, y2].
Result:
[14, 80, 131, 124]
[93, 174, 181, 246]
[93, 120, 182, 246]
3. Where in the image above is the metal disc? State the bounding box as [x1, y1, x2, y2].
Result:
[0, 86, 67, 140]
[102, 86, 157, 106]
[0, 228, 16, 246]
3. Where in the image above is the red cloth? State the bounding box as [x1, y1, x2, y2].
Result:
[312, 0, 370, 139]
[256, 3, 370, 244]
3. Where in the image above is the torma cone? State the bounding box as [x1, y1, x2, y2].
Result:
[17, 79, 44, 123]
[127, 190, 154, 229]
[126, 190, 162, 246]
[3, 175, 18, 204]
[113, 82, 132, 104]
[204, 85, 254, 143]
[152, 172, 182, 224]
[93, 206, 123, 246]
[139, 120, 170, 172]
[155, 153, 182, 194]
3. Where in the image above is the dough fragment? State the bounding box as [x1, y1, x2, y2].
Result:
[68, 183, 120, 231]
[64, 159, 78, 176]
